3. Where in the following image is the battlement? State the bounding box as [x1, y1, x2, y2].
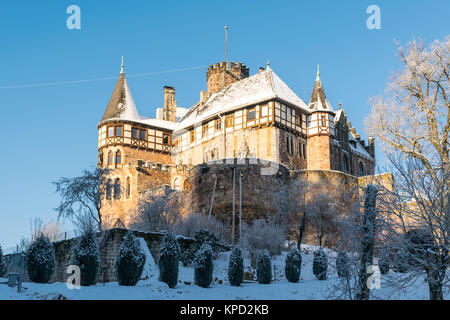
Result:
[206, 61, 249, 93]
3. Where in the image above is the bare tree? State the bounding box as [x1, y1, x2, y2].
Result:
[53, 167, 111, 231]
[366, 36, 449, 300]
[30, 217, 62, 242]
[129, 186, 180, 233]
[304, 184, 340, 248]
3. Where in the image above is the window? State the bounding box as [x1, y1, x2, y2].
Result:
[299, 142, 302, 158]
[115, 151, 121, 166]
[114, 178, 121, 200]
[132, 127, 139, 139]
[174, 178, 181, 190]
[108, 127, 114, 137]
[126, 177, 130, 199]
[108, 151, 113, 165]
[303, 144, 306, 160]
[106, 179, 112, 200]
[139, 129, 146, 140]
[248, 108, 256, 121]
[321, 115, 326, 127]
[359, 162, 365, 176]
[225, 115, 234, 128]
[215, 119, 222, 131]
[202, 124, 208, 138]
[290, 138, 294, 155]
[163, 134, 170, 145]
[286, 136, 291, 153]
[190, 130, 195, 143]
[296, 113, 302, 126]
[98, 153, 103, 166]
[115, 126, 123, 137]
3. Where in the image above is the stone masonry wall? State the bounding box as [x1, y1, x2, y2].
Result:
[49, 228, 195, 283]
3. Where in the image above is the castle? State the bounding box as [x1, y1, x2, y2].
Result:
[97, 59, 376, 229]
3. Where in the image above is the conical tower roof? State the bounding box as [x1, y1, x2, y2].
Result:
[308, 65, 334, 113]
[101, 57, 140, 122]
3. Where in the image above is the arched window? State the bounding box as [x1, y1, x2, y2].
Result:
[108, 151, 113, 165]
[115, 150, 121, 166]
[174, 178, 181, 190]
[126, 177, 131, 199]
[359, 162, 365, 176]
[106, 179, 112, 200]
[184, 180, 190, 190]
[114, 178, 121, 200]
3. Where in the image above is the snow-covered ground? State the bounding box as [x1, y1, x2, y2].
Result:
[0, 244, 446, 300]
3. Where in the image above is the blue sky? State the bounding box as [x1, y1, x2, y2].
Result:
[0, 0, 449, 249]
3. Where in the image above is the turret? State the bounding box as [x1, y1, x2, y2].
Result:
[307, 66, 335, 170]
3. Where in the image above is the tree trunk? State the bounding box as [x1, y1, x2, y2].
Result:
[297, 211, 306, 250]
[357, 185, 378, 300]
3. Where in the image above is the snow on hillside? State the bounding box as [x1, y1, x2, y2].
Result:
[0, 245, 445, 300]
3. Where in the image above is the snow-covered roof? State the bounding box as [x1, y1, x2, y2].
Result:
[349, 131, 373, 160]
[176, 107, 188, 121]
[308, 67, 334, 113]
[175, 66, 308, 131]
[101, 72, 140, 122]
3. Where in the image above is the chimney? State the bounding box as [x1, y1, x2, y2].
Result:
[259, 67, 265, 73]
[163, 86, 177, 122]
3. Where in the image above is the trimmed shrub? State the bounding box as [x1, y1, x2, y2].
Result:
[228, 246, 244, 286]
[256, 249, 272, 284]
[0, 245, 6, 277]
[72, 229, 100, 286]
[285, 249, 302, 283]
[336, 251, 350, 278]
[194, 244, 214, 288]
[313, 248, 328, 280]
[158, 231, 180, 288]
[26, 235, 55, 283]
[115, 233, 146, 286]
[379, 254, 390, 275]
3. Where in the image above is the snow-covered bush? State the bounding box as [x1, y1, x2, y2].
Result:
[228, 246, 244, 286]
[72, 229, 100, 286]
[0, 245, 5, 277]
[25, 234, 55, 283]
[256, 249, 272, 284]
[180, 229, 227, 266]
[158, 231, 180, 288]
[336, 251, 350, 278]
[115, 233, 146, 286]
[313, 248, 328, 280]
[194, 244, 213, 288]
[285, 249, 302, 283]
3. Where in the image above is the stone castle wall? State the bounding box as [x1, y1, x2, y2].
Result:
[48, 228, 195, 283]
